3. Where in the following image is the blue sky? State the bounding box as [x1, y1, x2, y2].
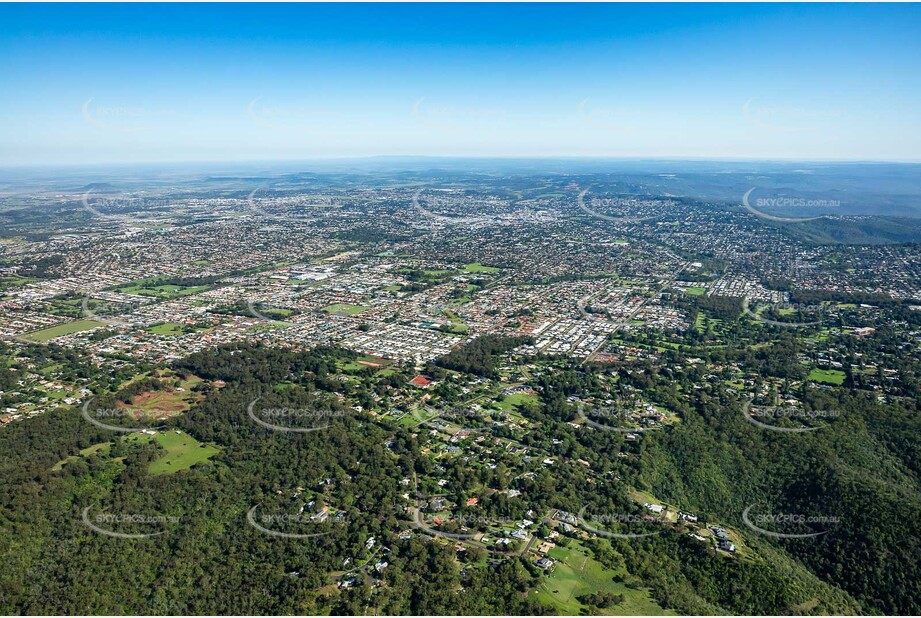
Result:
[1, 3, 919, 165]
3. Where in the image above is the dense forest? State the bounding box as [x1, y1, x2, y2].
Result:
[0, 337, 919, 614]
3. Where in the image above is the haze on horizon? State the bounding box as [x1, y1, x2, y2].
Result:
[1, 3, 919, 166]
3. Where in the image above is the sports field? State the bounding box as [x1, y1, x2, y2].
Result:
[463, 262, 500, 273]
[323, 303, 368, 315]
[21, 319, 105, 342]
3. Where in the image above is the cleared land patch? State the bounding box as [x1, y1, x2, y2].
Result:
[808, 368, 846, 385]
[21, 319, 105, 342]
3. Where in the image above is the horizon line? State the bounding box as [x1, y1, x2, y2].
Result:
[3, 155, 921, 170]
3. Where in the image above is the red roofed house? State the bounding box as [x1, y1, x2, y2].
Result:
[408, 375, 432, 388]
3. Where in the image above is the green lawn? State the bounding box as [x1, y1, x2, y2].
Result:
[684, 286, 707, 296]
[323, 303, 368, 315]
[441, 309, 469, 334]
[0, 275, 37, 290]
[400, 406, 440, 426]
[463, 262, 500, 274]
[495, 392, 538, 413]
[533, 543, 671, 615]
[693, 311, 725, 335]
[808, 368, 846, 385]
[148, 322, 184, 336]
[64, 430, 219, 476]
[338, 355, 391, 373]
[804, 329, 832, 343]
[148, 322, 211, 336]
[117, 280, 212, 298]
[21, 319, 105, 342]
[147, 431, 220, 475]
[51, 441, 112, 471]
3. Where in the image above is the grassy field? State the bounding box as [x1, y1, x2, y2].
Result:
[117, 280, 212, 299]
[120, 390, 190, 416]
[808, 368, 846, 385]
[693, 311, 726, 336]
[323, 303, 368, 315]
[146, 431, 219, 475]
[684, 286, 707, 296]
[398, 406, 440, 427]
[495, 391, 538, 413]
[337, 355, 390, 373]
[533, 542, 671, 615]
[148, 322, 185, 336]
[804, 329, 832, 343]
[441, 309, 469, 334]
[21, 319, 105, 342]
[463, 262, 500, 274]
[148, 322, 212, 336]
[118, 373, 203, 416]
[51, 441, 112, 471]
[0, 275, 37, 290]
[53, 423, 218, 475]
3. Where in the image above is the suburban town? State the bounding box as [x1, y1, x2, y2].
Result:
[1, 173, 920, 616]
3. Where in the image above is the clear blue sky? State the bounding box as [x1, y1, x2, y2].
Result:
[1, 3, 919, 165]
